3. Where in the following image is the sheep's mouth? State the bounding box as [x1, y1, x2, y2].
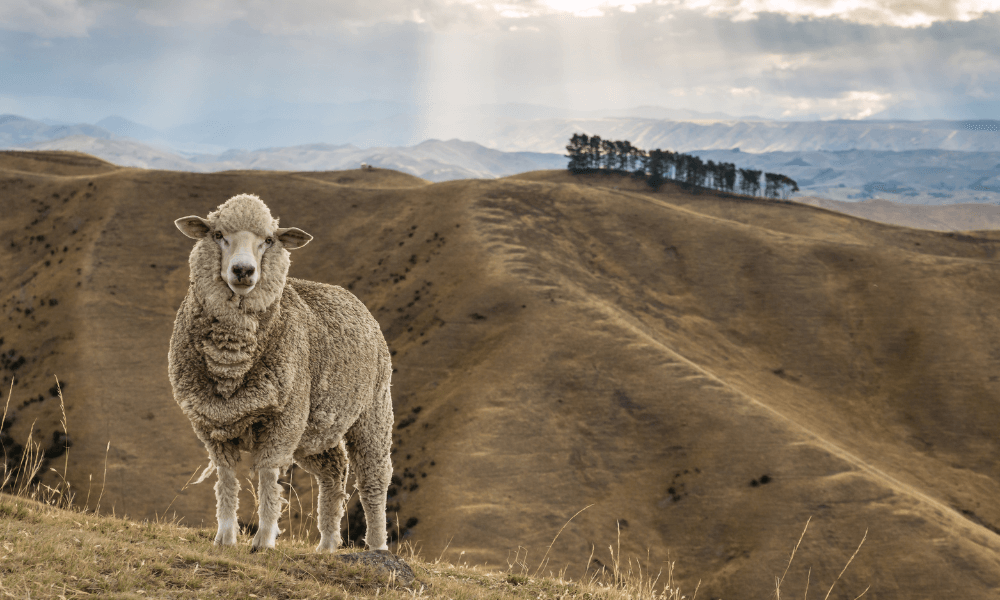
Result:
[228, 281, 256, 295]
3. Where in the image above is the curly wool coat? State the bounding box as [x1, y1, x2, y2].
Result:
[168, 195, 393, 493]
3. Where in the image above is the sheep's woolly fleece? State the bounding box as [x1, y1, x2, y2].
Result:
[167, 194, 393, 475]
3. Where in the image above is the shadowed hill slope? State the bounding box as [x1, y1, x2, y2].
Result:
[3, 154, 1000, 599]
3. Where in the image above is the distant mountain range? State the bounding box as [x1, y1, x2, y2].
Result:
[687, 148, 1000, 205]
[7, 131, 565, 183]
[486, 118, 1000, 154]
[1, 113, 998, 203]
[14, 108, 999, 154]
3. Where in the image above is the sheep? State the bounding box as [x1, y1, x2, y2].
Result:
[168, 193, 393, 553]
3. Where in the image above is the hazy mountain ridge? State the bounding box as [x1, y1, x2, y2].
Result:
[6, 111, 1000, 155]
[14, 134, 565, 182]
[91, 105, 761, 151]
[0, 115, 116, 147]
[688, 148, 1000, 205]
[488, 118, 1000, 154]
[3, 112, 999, 200]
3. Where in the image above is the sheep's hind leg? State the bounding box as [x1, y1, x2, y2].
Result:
[295, 443, 350, 552]
[346, 403, 392, 551]
[214, 465, 240, 546]
[251, 467, 284, 552]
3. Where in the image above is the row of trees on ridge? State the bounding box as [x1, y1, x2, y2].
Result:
[566, 133, 799, 200]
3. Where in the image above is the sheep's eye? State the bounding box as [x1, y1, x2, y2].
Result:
[265, 237, 273, 245]
[214, 231, 223, 240]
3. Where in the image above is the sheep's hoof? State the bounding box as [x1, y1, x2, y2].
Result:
[214, 528, 238, 546]
[315, 535, 341, 553]
[316, 540, 340, 552]
[251, 527, 279, 552]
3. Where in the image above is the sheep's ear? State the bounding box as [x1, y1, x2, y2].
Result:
[276, 227, 313, 250]
[175, 216, 212, 240]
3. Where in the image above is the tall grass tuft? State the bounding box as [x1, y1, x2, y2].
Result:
[500, 512, 693, 600]
[774, 517, 869, 600]
[1, 376, 74, 509]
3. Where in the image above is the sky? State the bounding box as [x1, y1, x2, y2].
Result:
[0, 0, 998, 130]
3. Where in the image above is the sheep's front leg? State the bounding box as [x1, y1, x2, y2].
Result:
[214, 465, 240, 546]
[251, 467, 284, 552]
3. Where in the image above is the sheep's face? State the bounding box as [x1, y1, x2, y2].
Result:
[175, 216, 313, 297]
[215, 229, 270, 295]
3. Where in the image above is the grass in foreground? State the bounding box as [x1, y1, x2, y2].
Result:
[0, 492, 691, 600]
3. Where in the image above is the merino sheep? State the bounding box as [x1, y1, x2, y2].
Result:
[168, 193, 393, 552]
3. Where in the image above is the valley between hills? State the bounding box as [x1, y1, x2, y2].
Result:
[3, 150, 1000, 599]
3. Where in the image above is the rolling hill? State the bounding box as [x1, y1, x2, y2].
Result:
[3, 151, 1000, 599]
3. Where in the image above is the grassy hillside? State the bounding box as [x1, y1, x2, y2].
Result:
[1, 492, 697, 599]
[3, 151, 1000, 598]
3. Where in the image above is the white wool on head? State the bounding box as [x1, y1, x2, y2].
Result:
[208, 193, 280, 236]
[189, 193, 291, 316]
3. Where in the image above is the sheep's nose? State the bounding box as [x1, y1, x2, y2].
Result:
[232, 264, 255, 280]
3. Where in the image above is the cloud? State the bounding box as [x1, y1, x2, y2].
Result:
[476, 0, 1000, 27]
[0, 0, 996, 127]
[102, 0, 485, 33]
[0, 0, 99, 38]
[486, 1, 655, 19]
[674, 0, 1000, 28]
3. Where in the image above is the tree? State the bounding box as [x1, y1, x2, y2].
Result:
[706, 160, 718, 189]
[723, 163, 737, 193]
[588, 135, 603, 170]
[689, 155, 706, 188]
[776, 174, 799, 199]
[566, 133, 589, 173]
[747, 169, 762, 196]
[620, 140, 634, 171]
[673, 153, 687, 183]
[677, 154, 706, 188]
[646, 149, 668, 189]
[563, 135, 794, 200]
[631, 148, 647, 175]
[764, 172, 780, 199]
[739, 168, 762, 196]
[666, 151, 679, 180]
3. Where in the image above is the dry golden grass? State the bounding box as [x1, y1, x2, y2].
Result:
[0, 489, 871, 600]
[1, 377, 73, 510]
[0, 490, 703, 600]
[1, 490, 873, 600]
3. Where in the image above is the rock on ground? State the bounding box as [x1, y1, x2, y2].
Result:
[334, 550, 417, 587]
